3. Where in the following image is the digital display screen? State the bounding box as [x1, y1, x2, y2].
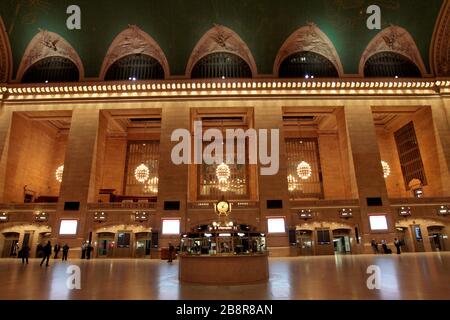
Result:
[369, 215, 388, 231]
[267, 218, 286, 233]
[162, 219, 180, 235]
[59, 220, 78, 235]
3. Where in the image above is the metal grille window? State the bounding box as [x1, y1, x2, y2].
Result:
[394, 122, 427, 188]
[22, 57, 79, 83]
[364, 52, 421, 78]
[198, 140, 249, 200]
[279, 51, 339, 78]
[124, 141, 160, 196]
[286, 138, 323, 199]
[105, 54, 164, 81]
[191, 52, 252, 79]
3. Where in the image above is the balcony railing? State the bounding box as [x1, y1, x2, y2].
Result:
[188, 201, 259, 210]
[88, 202, 157, 211]
[0, 203, 57, 211]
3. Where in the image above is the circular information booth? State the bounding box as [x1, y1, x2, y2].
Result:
[178, 228, 269, 285]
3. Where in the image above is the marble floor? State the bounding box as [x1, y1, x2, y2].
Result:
[0, 252, 449, 300]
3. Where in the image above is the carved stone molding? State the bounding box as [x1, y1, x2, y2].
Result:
[359, 25, 427, 76]
[431, 0, 450, 76]
[273, 23, 344, 77]
[99, 25, 170, 80]
[16, 29, 84, 81]
[185, 24, 257, 77]
[0, 16, 12, 83]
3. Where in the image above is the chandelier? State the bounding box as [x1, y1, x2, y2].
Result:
[297, 161, 312, 180]
[134, 163, 150, 183]
[55, 165, 64, 182]
[143, 176, 159, 194]
[216, 163, 231, 182]
[381, 161, 391, 178]
[287, 174, 297, 191]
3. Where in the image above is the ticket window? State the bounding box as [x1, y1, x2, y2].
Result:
[135, 232, 151, 258]
[411, 225, 425, 252]
[97, 233, 115, 258]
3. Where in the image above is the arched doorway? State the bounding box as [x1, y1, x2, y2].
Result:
[427, 226, 448, 252]
[96, 232, 115, 258]
[1, 232, 20, 257]
[296, 230, 313, 256]
[332, 229, 352, 254]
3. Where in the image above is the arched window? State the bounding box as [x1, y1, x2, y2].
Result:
[104, 54, 164, 81]
[279, 52, 339, 78]
[191, 52, 252, 79]
[21, 57, 79, 83]
[364, 52, 421, 78]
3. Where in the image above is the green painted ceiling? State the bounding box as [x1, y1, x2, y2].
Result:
[0, 0, 444, 78]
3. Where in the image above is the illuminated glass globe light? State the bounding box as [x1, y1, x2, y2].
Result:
[134, 164, 150, 183]
[381, 161, 391, 178]
[296, 161, 312, 180]
[55, 165, 64, 182]
[216, 162, 231, 182]
[287, 174, 297, 191]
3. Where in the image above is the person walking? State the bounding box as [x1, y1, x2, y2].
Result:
[53, 243, 61, 259]
[62, 244, 70, 261]
[40, 241, 52, 267]
[21, 244, 30, 264]
[394, 238, 402, 255]
[371, 239, 379, 254]
[168, 243, 175, 263]
[86, 243, 93, 260]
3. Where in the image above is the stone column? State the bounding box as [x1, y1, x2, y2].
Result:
[430, 99, 450, 195]
[54, 109, 107, 257]
[0, 107, 12, 202]
[254, 105, 290, 256]
[339, 103, 396, 253]
[157, 105, 190, 248]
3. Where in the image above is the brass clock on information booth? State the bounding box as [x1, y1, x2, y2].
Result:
[215, 199, 231, 216]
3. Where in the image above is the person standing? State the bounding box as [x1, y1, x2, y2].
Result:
[53, 243, 61, 259]
[81, 241, 86, 259]
[62, 244, 70, 261]
[21, 244, 30, 264]
[40, 241, 52, 267]
[371, 239, 379, 254]
[394, 238, 401, 255]
[86, 243, 92, 260]
[168, 243, 175, 263]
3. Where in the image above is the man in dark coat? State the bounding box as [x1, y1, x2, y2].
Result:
[40, 241, 52, 267]
[62, 244, 70, 261]
[21, 244, 30, 264]
[53, 244, 61, 259]
[168, 243, 175, 263]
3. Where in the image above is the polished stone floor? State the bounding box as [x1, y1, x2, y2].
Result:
[0, 252, 449, 300]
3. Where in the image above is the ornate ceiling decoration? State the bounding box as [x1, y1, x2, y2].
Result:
[99, 25, 170, 80]
[431, 0, 450, 76]
[185, 24, 257, 77]
[0, 17, 12, 83]
[359, 25, 427, 76]
[273, 23, 344, 77]
[16, 29, 84, 81]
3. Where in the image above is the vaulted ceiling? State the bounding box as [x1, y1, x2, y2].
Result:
[0, 0, 447, 80]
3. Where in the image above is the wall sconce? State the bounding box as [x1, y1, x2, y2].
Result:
[298, 209, 314, 220]
[0, 212, 8, 222]
[35, 211, 48, 222]
[398, 207, 412, 217]
[339, 208, 353, 219]
[134, 211, 148, 222]
[437, 205, 449, 216]
[94, 212, 107, 223]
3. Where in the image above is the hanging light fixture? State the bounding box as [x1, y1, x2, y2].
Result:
[55, 165, 64, 182]
[134, 163, 150, 183]
[216, 162, 231, 182]
[381, 161, 391, 178]
[297, 161, 312, 180]
[287, 174, 297, 191]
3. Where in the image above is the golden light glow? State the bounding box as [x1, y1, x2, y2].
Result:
[55, 165, 64, 183]
[297, 161, 312, 180]
[134, 164, 150, 183]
